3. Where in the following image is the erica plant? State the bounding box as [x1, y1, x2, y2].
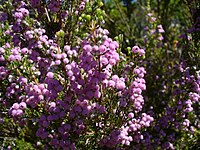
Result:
[0, 0, 199, 149]
[0, 0, 153, 149]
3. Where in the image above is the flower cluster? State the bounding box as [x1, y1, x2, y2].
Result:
[0, 0, 153, 149]
[9, 102, 27, 117]
[0, 0, 199, 149]
[144, 13, 165, 48]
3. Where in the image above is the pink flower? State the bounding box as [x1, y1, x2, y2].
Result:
[12, 103, 20, 109]
[116, 81, 126, 90]
[46, 72, 54, 78]
[132, 46, 140, 53]
[128, 113, 134, 118]
[108, 80, 115, 88]
[20, 102, 27, 109]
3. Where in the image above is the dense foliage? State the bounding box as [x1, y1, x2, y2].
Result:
[0, 0, 199, 149]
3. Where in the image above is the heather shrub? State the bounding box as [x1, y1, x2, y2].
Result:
[0, 0, 199, 149]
